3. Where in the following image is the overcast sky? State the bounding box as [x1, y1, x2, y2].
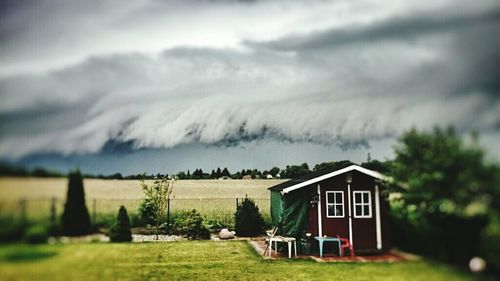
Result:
[1, 0, 499, 175]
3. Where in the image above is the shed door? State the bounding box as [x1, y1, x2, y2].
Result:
[351, 190, 377, 250]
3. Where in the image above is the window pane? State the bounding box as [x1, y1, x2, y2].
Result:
[364, 205, 370, 216]
[363, 192, 369, 202]
[335, 205, 343, 217]
[355, 193, 361, 203]
[355, 205, 362, 216]
[327, 193, 334, 203]
[335, 192, 342, 203]
[328, 205, 335, 216]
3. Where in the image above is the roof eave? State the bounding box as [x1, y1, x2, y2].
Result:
[281, 165, 390, 194]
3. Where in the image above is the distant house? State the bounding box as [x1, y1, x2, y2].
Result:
[269, 165, 391, 253]
[242, 175, 252, 180]
[218, 176, 231, 180]
[266, 174, 274, 179]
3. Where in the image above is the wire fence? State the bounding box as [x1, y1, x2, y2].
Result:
[0, 197, 271, 226]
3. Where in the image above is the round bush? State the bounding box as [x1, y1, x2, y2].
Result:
[24, 225, 49, 244]
[183, 209, 210, 240]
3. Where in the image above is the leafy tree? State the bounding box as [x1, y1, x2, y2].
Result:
[61, 170, 91, 236]
[176, 171, 187, 179]
[281, 163, 311, 178]
[313, 160, 354, 172]
[139, 177, 174, 238]
[389, 127, 498, 266]
[109, 206, 132, 242]
[361, 160, 391, 174]
[269, 167, 280, 177]
[235, 197, 265, 237]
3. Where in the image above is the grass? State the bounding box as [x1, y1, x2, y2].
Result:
[0, 241, 492, 281]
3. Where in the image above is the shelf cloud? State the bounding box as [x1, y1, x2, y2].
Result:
[0, 0, 499, 160]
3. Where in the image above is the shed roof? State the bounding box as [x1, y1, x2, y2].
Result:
[269, 165, 388, 194]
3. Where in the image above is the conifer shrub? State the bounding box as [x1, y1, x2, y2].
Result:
[61, 170, 91, 236]
[109, 206, 132, 242]
[235, 197, 265, 237]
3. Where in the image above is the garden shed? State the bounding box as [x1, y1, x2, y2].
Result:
[269, 165, 391, 253]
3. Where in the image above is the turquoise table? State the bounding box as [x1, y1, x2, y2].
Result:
[314, 236, 341, 257]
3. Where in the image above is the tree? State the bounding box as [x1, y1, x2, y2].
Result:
[281, 163, 311, 178]
[221, 167, 231, 177]
[361, 160, 390, 174]
[61, 170, 91, 236]
[235, 197, 265, 237]
[109, 206, 132, 242]
[313, 160, 353, 172]
[210, 169, 216, 179]
[216, 167, 222, 178]
[389, 127, 497, 266]
[139, 177, 174, 239]
[269, 167, 280, 177]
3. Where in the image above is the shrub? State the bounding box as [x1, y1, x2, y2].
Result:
[109, 206, 132, 242]
[182, 209, 210, 240]
[137, 199, 157, 226]
[24, 225, 49, 244]
[61, 170, 91, 236]
[235, 197, 265, 237]
[0, 217, 25, 243]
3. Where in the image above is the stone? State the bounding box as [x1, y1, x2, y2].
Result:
[219, 228, 235, 240]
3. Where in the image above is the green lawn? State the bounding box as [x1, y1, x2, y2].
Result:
[0, 241, 491, 281]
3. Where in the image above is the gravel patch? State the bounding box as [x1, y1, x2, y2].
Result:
[132, 234, 184, 242]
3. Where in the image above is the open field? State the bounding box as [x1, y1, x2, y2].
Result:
[0, 241, 491, 281]
[0, 177, 283, 200]
[0, 178, 285, 223]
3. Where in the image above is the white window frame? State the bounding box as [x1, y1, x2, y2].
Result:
[326, 191, 344, 218]
[353, 191, 372, 218]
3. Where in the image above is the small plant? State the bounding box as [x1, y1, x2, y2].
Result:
[182, 209, 210, 240]
[235, 196, 265, 237]
[109, 206, 132, 242]
[137, 199, 157, 226]
[24, 224, 49, 244]
[139, 177, 174, 238]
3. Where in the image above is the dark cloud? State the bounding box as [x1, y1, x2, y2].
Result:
[0, 0, 499, 161]
[251, 8, 500, 51]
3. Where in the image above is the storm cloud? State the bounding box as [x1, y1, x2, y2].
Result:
[1, 0, 499, 160]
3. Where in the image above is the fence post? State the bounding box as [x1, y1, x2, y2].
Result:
[19, 198, 26, 226]
[236, 198, 239, 210]
[50, 197, 57, 227]
[92, 199, 97, 226]
[166, 197, 170, 233]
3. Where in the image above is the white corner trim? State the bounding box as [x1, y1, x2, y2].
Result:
[317, 184, 323, 237]
[348, 183, 353, 246]
[375, 185, 382, 250]
[282, 165, 389, 194]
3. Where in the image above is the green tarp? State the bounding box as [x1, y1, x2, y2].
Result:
[270, 188, 310, 238]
